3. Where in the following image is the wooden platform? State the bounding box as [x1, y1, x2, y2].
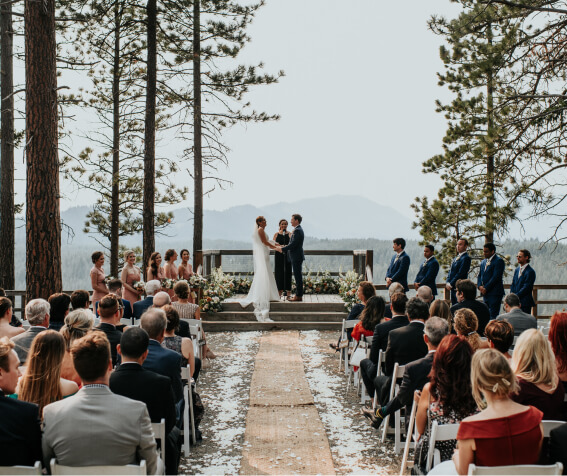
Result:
[202, 294, 348, 331]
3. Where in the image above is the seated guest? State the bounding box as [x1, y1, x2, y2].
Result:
[449, 349, 543, 474]
[18, 330, 78, 416]
[0, 297, 25, 339]
[351, 296, 385, 343]
[383, 282, 405, 320]
[133, 279, 161, 319]
[497, 293, 536, 341]
[454, 308, 488, 352]
[47, 293, 71, 332]
[361, 316, 449, 429]
[107, 278, 133, 322]
[414, 335, 477, 474]
[162, 305, 198, 380]
[59, 309, 94, 385]
[549, 423, 567, 475]
[429, 299, 452, 332]
[111, 328, 178, 475]
[360, 292, 409, 398]
[511, 329, 565, 421]
[548, 311, 567, 392]
[1, 289, 24, 328]
[11, 298, 50, 364]
[42, 332, 159, 473]
[330, 281, 375, 351]
[484, 319, 513, 360]
[0, 337, 42, 466]
[95, 294, 123, 367]
[153, 292, 191, 345]
[70, 289, 90, 310]
[416, 285, 433, 306]
[451, 279, 490, 336]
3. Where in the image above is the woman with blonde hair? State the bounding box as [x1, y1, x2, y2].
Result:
[453, 308, 488, 352]
[59, 309, 94, 385]
[429, 299, 452, 330]
[18, 330, 78, 417]
[511, 328, 565, 420]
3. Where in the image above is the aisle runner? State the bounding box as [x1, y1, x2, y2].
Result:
[240, 331, 335, 475]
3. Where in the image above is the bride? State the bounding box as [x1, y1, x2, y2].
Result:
[234, 216, 281, 321]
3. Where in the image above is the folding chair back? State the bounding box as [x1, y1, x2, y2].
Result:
[426, 421, 460, 472]
[50, 459, 146, 475]
[468, 463, 562, 475]
[181, 365, 196, 456]
[399, 399, 418, 475]
[381, 363, 407, 453]
[0, 461, 42, 475]
[184, 319, 204, 359]
[151, 418, 166, 464]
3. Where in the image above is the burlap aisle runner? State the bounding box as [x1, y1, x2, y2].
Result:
[240, 331, 335, 475]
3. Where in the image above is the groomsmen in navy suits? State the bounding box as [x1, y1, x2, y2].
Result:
[414, 245, 440, 297]
[510, 249, 536, 314]
[445, 238, 471, 304]
[477, 242, 505, 320]
[385, 238, 410, 292]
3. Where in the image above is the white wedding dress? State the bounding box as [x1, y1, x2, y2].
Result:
[230, 225, 280, 322]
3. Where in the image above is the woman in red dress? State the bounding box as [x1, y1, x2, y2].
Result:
[90, 251, 109, 313]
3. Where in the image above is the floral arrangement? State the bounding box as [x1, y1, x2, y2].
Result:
[132, 281, 145, 293]
[291, 270, 340, 295]
[189, 274, 208, 289]
[160, 278, 176, 290]
[104, 275, 116, 285]
[199, 268, 235, 313]
[233, 275, 252, 294]
[338, 270, 363, 311]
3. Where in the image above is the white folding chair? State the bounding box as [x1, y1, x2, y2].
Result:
[50, 459, 146, 475]
[468, 462, 562, 475]
[151, 418, 166, 472]
[0, 461, 42, 475]
[338, 319, 357, 372]
[542, 420, 565, 437]
[181, 365, 196, 456]
[372, 349, 385, 410]
[381, 362, 407, 454]
[399, 400, 419, 475]
[184, 319, 204, 360]
[425, 421, 460, 473]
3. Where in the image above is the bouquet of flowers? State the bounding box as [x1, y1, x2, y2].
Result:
[132, 281, 145, 293]
[161, 278, 176, 290]
[104, 275, 116, 285]
[189, 274, 207, 289]
[199, 289, 223, 313]
[233, 275, 252, 294]
[338, 270, 363, 311]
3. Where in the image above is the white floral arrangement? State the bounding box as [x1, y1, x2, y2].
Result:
[160, 278, 176, 290]
[132, 281, 145, 293]
[338, 270, 363, 311]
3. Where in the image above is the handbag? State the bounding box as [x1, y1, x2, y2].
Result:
[349, 344, 367, 367]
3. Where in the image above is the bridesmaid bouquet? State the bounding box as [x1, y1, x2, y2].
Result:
[161, 278, 176, 290]
[104, 275, 116, 285]
[132, 281, 145, 293]
[189, 274, 207, 289]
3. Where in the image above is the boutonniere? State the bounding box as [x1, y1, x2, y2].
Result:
[486, 261, 491, 268]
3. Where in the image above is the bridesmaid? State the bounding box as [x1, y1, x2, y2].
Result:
[178, 249, 194, 279]
[147, 251, 165, 283]
[273, 219, 292, 299]
[90, 251, 109, 313]
[120, 250, 142, 311]
[163, 249, 178, 301]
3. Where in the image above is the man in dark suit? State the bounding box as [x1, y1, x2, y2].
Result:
[510, 249, 536, 315]
[445, 238, 472, 305]
[549, 423, 567, 474]
[373, 297, 429, 406]
[105, 278, 133, 322]
[385, 238, 410, 292]
[477, 242, 505, 320]
[361, 316, 449, 428]
[280, 214, 305, 301]
[497, 293, 536, 340]
[11, 298, 50, 364]
[133, 279, 161, 319]
[414, 245, 440, 297]
[451, 279, 491, 336]
[95, 294, 123, 367]
[111, 327, 179, 475]
[360, 292, 409, 398]
[0, 337, 42, 466]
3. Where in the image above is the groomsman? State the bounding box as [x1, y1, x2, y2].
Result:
[385, 238, 410, 292]
[477, 242, 505, 320]
[510, 249, 536, 315]
[445, 238, 471, 305]
[414, 245, 440, 297]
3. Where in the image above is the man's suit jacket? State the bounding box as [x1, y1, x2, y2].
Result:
[446, 252, 471, 288]
[451, 299, 491, 336]
[386, 251, 410, 292]
[95, 322, 122, 367]
[497, 308, 537, 339]
[510, 265, 536, 308]
[549, 423, 567, 475]
[133, 296, 154, 319]
[0, 392, 42, 466]
[110, 363, 176, 435]
[369, 315, 409, 364]
[281, 225, 305, 262]
[11, 326, 46, 364]
[477, 254, 505, 297]
[42, 386, 158, 474]
[95, 298, 133, 321]
[415, 257, 440, 295]
[143, 339, 183, 402]
[384, 321, 428, 376]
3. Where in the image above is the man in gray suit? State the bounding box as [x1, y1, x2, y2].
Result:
[11, 299, 50, 364]
[42, 332, 159, 474]
[497, 293, 537, 340]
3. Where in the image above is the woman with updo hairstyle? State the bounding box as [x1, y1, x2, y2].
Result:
[453, 308, 488, 352]
[444, 348, 543, 474]
[120, 249, 142, 309]
[90, 251, 109, 313]
[485, 319, 513, 360]
[511, 328, 565, 420]
[548, 310, 567, 391]
[0, 297, 24, 339]
[18, 330, 79, 417]
[59, 309, 94, 385]
[162, 305, 196, 378]
[429, 299, 452, 331]
[147, 251, 165, 283]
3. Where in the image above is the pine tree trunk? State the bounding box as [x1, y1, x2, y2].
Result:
[110, 0, 121, 277]
[0, 2, 15, 290]
[25, 0, 62, 300]
[192, 0, 203, 272]
[485, 23, 495, 244]
[143, 0, 157, 280]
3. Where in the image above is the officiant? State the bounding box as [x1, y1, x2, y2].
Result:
[273, 219, 292, 299]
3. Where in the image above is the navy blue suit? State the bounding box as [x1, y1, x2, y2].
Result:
[510, 264, 536, 314]
[385, 251, 410, 292]
[281, 225, 305, 297]
[446, 252, 471, 304]
[143, 339, 183, 403]
[414, 256, 440, 296]
[133, 296, 154, 319]
[477, 254, 505, 319]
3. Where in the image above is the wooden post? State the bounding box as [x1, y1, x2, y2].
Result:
[444, 286, 450, 302]
[366, 250, 374, 282]
[532, 287, 538, 319]
[353, 250, 365, 277]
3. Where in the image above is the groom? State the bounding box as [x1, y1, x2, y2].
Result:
[279, 214, 305, 302]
